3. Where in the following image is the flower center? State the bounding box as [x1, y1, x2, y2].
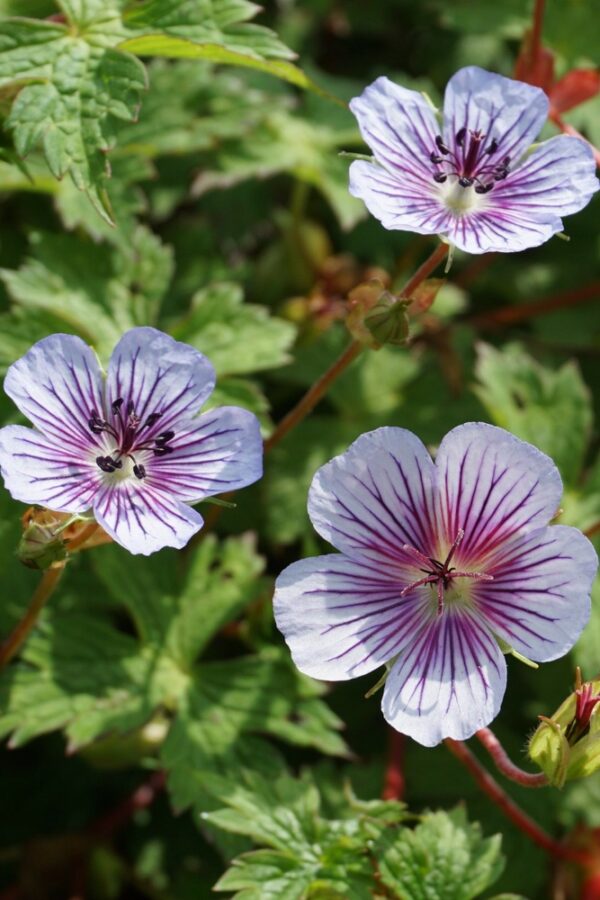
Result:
[89, 397, 175, 481]
[400, 529, 493, 616]
[429, 128, 511, 196]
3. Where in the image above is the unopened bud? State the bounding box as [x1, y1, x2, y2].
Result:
[364, 293, 410, 347]
[528, 669, 600, 787]
[18, 508, 68, 570]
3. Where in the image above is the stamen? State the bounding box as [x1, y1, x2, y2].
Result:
[455, 127, 466, 147]
[112, 398, 124, 413]
[485, 137, 499, 155]
[143, 412, 162, 429]
[96, 455, 123, 473]
[433, 173, 447, 183]
[133, 463, 146, 480]
[435, 135, 450, 155]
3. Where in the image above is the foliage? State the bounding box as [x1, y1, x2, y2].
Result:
[0, 0, 599, 897]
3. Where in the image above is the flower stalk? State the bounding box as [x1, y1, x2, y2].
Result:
[0, 522, 99, 670]
[264, 241, 448, 452]
[444, 738, 591, 865]
[475, 727, 547, 787]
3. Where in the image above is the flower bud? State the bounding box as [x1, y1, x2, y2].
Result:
[364, 293, 410, 347]
[18, 507, 68, 570]
[528, 669, 600, 787]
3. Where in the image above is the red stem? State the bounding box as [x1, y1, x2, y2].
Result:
[444, 739, 591, 865]
[467, 281, 600, 329]
[382, 729, 405, 801]
[475, 728, 547, 787]
[530, 0, 546, 69]
[90, 770, 167, 839]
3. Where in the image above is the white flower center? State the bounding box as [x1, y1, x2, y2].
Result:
[439, 180, 489, 217]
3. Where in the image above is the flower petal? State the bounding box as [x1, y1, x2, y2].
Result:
[382, 608, 506, 746]
[105, 327, 216, 435]
[349, 160, 451, 235]
[443, 66, 548, 166]
[445, 207, 561, 254]
[273, 554, 429, 680]
[491, 134, 599, 219]
[435, 423, 562, 563]
[147, 406, 263, 501]
[3, 333, 104, 451]
[349, 76, 440, 180]
[308, 427, 439, 563]
[0, 424, 100, 512]
[93, 481, 203, 555]
[475, 524, 597, 662]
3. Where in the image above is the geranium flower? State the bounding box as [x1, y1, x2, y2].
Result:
[0, 328, 263, 555]
[274, 424, 597, 746]
[348, 66, 598, 253]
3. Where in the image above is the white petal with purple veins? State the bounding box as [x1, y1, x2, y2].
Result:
[445, 207, 561, 254]
[4, 333, 104, 452]
[273, 554, 429, 680]
[492, 135, 599, 218]
[349, 160, 451, 234]
[105, 327, 216, 437]
[349, 77, 440, 180]
[443, 66, 548, 166]
[308, 427, 439, 563]
[435, 423, 563, 562]
[476, 524, 597, 662]
[148, 406, 263, 500]
[382, 608, 507, 746]
[93, 480, 204, 556]
[0, 424, 100, 512]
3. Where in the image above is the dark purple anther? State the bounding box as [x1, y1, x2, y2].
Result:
[435, 135, 450, 155]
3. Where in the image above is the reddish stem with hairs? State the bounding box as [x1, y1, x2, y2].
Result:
[475, 728, 547, 787]
[445, 738, 591, 865]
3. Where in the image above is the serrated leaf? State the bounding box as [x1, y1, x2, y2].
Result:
[0, 227, 172, 360]
[118, 33, 343, 104]
[169, 282, 296, 376]
[205, 765, 404, 899]
[190, 108, 363, 230]
[122, 0, 294, 61]
[92, 534, 267, 666]
[474, 342, 592, 485]
[0, 15, 147, 219]
[163, 652, 347, 815]
[375, 807, 504, 900]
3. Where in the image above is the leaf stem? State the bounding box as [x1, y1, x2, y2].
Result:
[475, 727, 547, 787]
[264, 241, 448, 453]
[0, 522, 99, 670]
[444, 738, 591, 865]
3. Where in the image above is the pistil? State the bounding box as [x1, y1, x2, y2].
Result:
[400, 529, 493, 616]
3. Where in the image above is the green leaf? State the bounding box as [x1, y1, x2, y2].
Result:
[190, 108, 363, 230]
[122, 0, 294, 61]
[93, 534, 267, 666]
[0, 14, 147, 219]
[205, 765, 403, 899]
[163, 651, 347, 817]
[474, 342, 593, 485]
[169, 282, 296, 376]
[118, 34, 343, 104]
[375, 807, 505, 900]
[0, 226, 172, 361]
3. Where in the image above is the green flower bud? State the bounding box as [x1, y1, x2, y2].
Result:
[364, 293, 410, 347]
[528, 669, 600, 787]
[18, 508, 68, 570]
